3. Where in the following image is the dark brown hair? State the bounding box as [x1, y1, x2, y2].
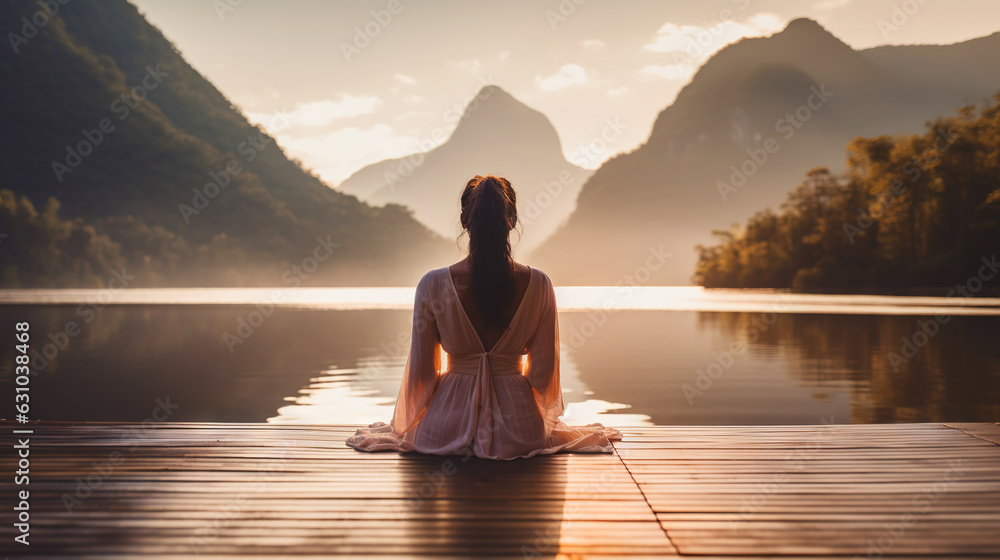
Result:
[459, 175, 518, 327]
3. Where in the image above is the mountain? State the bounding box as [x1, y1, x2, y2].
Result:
[338, 86, 592, 255]
[861, 31, 1000, 114]
[530, 18, 1000, 285]
[0, 0, 449, 287]
[693, 100, 1000, 291]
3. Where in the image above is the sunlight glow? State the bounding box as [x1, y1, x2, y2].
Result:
[268, 367, 398, 424]
[561, 399, 653, 426]
[3, 287, 999, 315]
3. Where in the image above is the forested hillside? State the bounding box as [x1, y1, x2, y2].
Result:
[531, 19, 1000, 285]
[0, 0, 449, 287]
[694, 96, 1000, 290]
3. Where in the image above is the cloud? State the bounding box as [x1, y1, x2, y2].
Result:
[394, 73, 416, 85]
[536, 64, 589, 92]
[275, 124, 421, 185]
[642, 13, 785, 63]
[582, 39, 605, 48]
[249, 94, 381, 128]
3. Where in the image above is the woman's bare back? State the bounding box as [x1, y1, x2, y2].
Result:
[448, 257, 532, 351]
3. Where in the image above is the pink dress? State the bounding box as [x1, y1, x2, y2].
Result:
[345, 266, 622, 460]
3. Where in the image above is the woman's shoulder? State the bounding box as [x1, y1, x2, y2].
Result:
[417, 263, 552, 286]
[418, 266, 449, 283]
[412, 268, 453, 308]
[524, 264, 553, 290]
[415, 266, 452, 292]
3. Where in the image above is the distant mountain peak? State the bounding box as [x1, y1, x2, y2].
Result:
[774, 17, 848, 47]
[338, 82, 589, 253]
[448, 84, 563, 152]
[458, 84, 519, 118]
[783, 17, 827, 32]
[477, 84, 512, 98]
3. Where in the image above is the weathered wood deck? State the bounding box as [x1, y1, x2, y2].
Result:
[4, 422, 999, 558]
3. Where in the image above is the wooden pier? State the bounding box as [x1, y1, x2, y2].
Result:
[4, 422, 999, 558]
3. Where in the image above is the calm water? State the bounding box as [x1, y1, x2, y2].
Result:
[1, 288, 998, 425]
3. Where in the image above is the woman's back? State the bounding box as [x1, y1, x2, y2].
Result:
[448, 258, 532, 352]
[417, 265, 550, 358]
[345, 174, 621, 459]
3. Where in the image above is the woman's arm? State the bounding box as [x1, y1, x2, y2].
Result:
[390, 272, 442, 435]
[523, 272, 564, 434]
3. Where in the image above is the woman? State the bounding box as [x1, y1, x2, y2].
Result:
[346, 175, 622, 460]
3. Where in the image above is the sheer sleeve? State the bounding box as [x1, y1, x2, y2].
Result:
[523, 272, 564, 438]
[390, 273, 442, 435]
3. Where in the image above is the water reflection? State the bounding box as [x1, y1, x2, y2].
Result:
[695, 312, 1000, 423]
[267, 342, 650, 426]
[562, 310, 1000, 424]
[1, 302, 997, 425]
[0, 305, 408, 422]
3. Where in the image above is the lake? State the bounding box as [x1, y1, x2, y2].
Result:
[1, 287, 998, 426]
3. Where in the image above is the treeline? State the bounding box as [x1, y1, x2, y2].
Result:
[0, 0, 450, 288]
[0, 187, 439, 288]
[694, 94, 1000, 290]
[0, 190, 123, 287]
[0, 189, 201, 288]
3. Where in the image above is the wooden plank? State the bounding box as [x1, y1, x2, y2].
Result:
[615, 423, 1000, 557]
[946, 422, 1000, 445]
[3, 421, 999, 558]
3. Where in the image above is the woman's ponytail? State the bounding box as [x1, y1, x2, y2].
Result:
[460, 175, 518, 327]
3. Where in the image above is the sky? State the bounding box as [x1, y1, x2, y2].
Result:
[131, 0, 1000, 187]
